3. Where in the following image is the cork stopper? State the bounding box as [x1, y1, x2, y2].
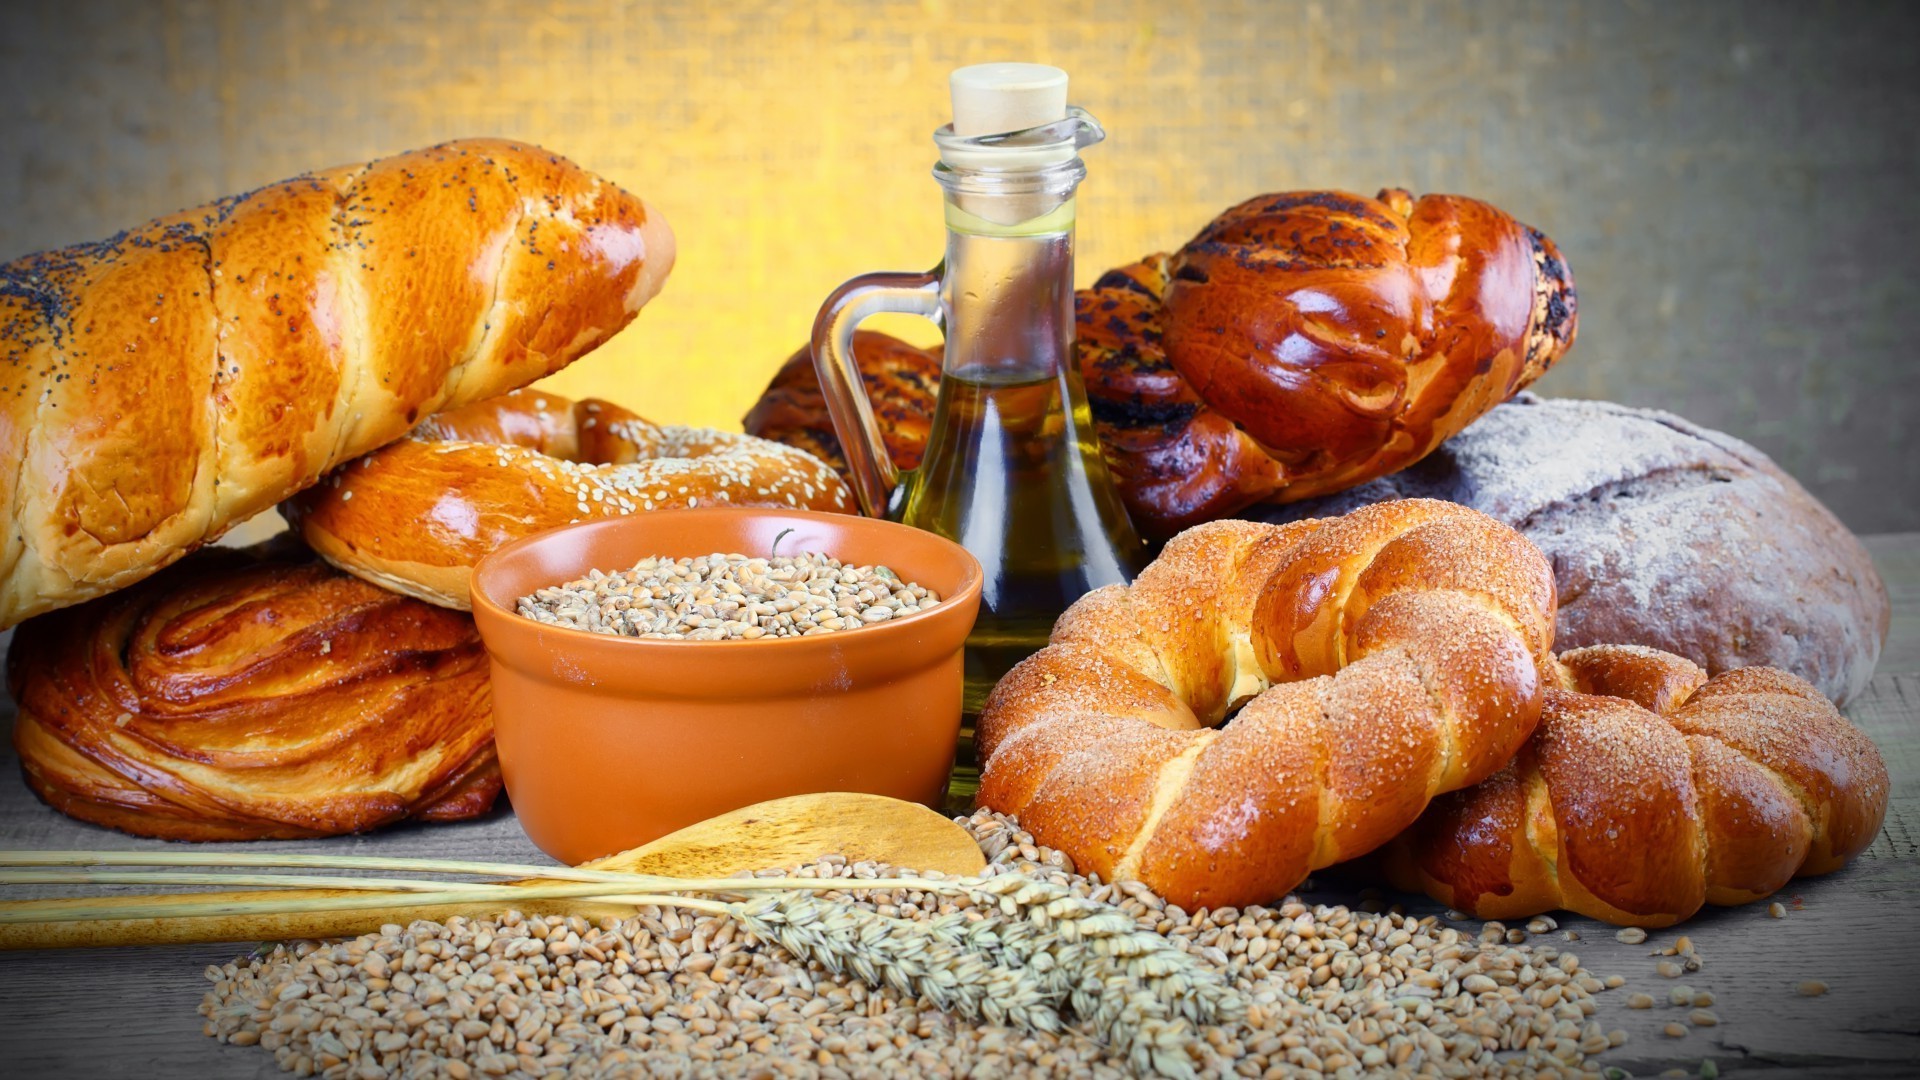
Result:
[938, 63, 1087, 227]
[949, 63, 1069, 138]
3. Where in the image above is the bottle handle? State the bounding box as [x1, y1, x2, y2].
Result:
[809, 269, 943, 517]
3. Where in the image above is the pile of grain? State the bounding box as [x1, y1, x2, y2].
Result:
[515, 552, 940, 640]
[201, 811, 1630, 1078]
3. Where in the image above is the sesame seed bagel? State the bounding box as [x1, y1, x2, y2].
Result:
[284, 389, 854, 610]
[974, 499, 1559, 910]
[1383, 645, 1889, 927]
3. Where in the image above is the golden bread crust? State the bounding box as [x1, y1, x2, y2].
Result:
[746, 189, 1575, 536]
[0, 139, 675, 627]
[742, 331, 941, 475]
[1383, 644, 1890, 925]
[287, 390, 854, 609]
[7, 545, 499, 840]
[974, 499, 1558, 909]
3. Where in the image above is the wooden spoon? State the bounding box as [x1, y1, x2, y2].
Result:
[0, 792, 983, 950]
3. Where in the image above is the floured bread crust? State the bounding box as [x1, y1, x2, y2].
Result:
[1260, 393, 1888, 704]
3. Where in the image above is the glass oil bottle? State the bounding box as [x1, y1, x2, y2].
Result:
[811, 64, 1146, 795]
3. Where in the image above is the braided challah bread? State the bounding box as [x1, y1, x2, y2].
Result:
[975, 499, 1558, 909]
[9, 543, 498, 840]
[286, 389, 852, 609]
[0, 139, 674, 628]
[1089, 189, 1576, 529]
[748, 189, 1576, 536]
[743, 330, 941, 477]
[1382, 645, 1889, 927]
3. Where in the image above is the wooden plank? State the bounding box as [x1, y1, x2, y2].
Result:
[1866, 532, 1920, 678]
[0, 552, 1916, 1076]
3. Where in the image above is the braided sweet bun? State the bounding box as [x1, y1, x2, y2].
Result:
[742, 330, 942, 475]
[8, 543, 498, 841]
[285, 389, 853, 609]
[746, 189, 1575, 537]
[974, 499, 1558, 909]
[0, 139, 674, 628]
[1105, 189, 1577, 527]
[1382, 645, 1889, 927]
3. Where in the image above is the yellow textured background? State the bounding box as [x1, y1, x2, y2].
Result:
[2, 0, 1916, 529]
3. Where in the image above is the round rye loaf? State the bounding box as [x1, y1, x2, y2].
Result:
[1254, 394, 1888, 704]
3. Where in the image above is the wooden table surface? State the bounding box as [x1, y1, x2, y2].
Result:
[1, 536, 1917, 1079]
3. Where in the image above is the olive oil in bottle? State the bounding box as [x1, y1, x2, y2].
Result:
[899, 361, 1143, 714]
[811, 64, 1146, 802]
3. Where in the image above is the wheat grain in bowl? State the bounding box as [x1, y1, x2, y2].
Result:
[515, 551, 942, 640]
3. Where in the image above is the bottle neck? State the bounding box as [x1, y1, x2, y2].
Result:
[933, 159, 1083, 384]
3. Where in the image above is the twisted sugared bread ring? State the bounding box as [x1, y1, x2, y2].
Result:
[8, 543, 499, 841]
[1382, 645, 1889, 927]
[286, 389, 853, 609]
[975, 499, 1559, 910]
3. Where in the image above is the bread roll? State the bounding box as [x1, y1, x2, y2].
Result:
[9, 542, 498, 840]
[286, 389, 854, 609]
[975, 500, 1559, 909]
[742, 331, 941, 476]
[0, 139, 674, 628]
[747, 188, 1577, 536]
[1257, 394, 1888, 703]
[1383, 645, 1889, 926]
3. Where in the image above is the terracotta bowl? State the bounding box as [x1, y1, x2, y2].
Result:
[469, 508, 983, 865]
